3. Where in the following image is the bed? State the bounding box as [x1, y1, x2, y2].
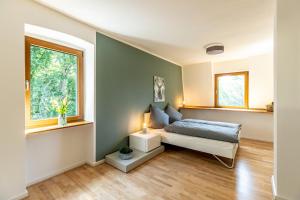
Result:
[145, 113, 241, 168]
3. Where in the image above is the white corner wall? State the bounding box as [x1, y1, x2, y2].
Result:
[183, 62, 214, 105]
[0, 0, 96, 199]
[274, 0, 300, 199]
[26, 125, 94, 186]
[0, 1, 27, 199]
[213, 53, 274, 108]
[182, 53, 274, 108]
[182, 54, 274, 142]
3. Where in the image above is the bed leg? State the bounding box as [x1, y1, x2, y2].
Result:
[212, 155, 236, 169]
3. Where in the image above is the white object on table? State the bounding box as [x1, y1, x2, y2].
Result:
[129, 131, 161, 152]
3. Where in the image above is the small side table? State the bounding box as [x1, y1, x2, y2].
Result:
[129, 131, 161, 152]
[105, 146, 164, 173]
[105, 130, 164, 173]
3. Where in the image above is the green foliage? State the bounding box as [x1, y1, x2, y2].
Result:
[30, 45, 77, 120]
[218, 75, 244, 107]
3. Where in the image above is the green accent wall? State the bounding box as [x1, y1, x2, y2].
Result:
[96, 32, 183, 160]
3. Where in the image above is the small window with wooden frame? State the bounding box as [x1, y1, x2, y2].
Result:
[214, 71, 249, 109]
[25, 36, 83, 128]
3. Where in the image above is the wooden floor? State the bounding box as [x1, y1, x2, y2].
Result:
[24, 139, 273, 200]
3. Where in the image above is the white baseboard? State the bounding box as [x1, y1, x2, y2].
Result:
[27, 159, 105, 187]
[275, 196, 288, 200]
[87, 159, 105, 167]
[272, 175, 288, 200]
[272, 175, 277, 199]
[8, 190, 28, 200]
[26, 160, 86, 186]
[241, 135, 273, 143]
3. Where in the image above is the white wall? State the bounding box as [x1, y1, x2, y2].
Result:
[182, 54, 274, 142]
[182, 53, 274, 108]
[274, 0, 300, 199]
[0, 1, 96, 199]
[213, 53, 273, 108]
[181, 109, 273, 142]
[183, 62, 214, 105]
[0, 2, 27, 199]
[26, 125, 93, 186]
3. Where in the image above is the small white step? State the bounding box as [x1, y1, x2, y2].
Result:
[105, 146, 164, 173]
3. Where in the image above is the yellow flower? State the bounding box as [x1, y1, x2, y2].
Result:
[62, 97, 68, 106]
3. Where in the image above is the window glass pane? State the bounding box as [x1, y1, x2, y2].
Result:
[218, 75, 245, 107]
[30, 45, 78, 120]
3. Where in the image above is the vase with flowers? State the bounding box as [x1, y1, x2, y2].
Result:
[52, 97, 69, 126]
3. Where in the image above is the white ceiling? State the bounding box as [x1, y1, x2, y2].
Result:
[35, 0, 275, 66]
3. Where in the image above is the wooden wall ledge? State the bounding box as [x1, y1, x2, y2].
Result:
[180, 106, 273, 113]
[25, 120, 93, 136]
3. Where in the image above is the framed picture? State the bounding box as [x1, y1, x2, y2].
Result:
[154, 76, 165, 102]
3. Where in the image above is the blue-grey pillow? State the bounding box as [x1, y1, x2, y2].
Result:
[149, 105, 169, 129]
[165, 104, 183, 123]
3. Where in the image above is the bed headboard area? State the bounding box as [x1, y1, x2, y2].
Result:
[95, 32, 183, 160]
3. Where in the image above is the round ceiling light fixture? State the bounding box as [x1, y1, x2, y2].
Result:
[205, 43, 224, 55]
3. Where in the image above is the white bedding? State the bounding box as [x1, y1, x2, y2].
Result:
[147, 128, 240, 159]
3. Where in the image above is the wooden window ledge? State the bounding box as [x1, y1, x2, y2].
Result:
[25, 120, 93, 136]
[180, 106, 273, 113]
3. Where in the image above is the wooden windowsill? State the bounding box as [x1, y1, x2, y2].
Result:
[180, 106, 273, 113]
[25, 120, 93, 136]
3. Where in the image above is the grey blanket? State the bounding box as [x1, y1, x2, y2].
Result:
[164, 119, 241, 143]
